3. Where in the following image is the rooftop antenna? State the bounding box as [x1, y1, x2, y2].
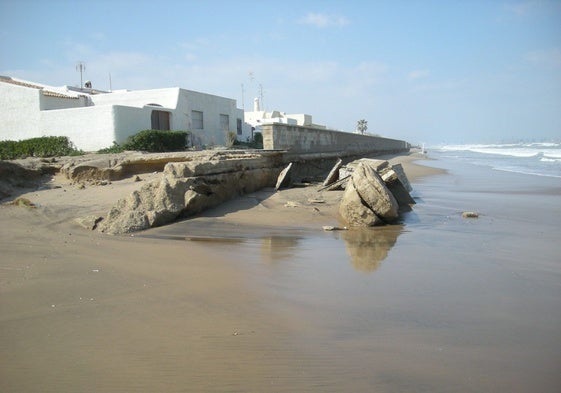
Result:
[241, 83, 245, 110]
[258, 83, 264, 111]
[76, 61, 86, 89]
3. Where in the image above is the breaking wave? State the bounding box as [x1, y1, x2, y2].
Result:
[434, 142, 561, 178]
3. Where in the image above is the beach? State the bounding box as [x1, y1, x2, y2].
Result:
[1, 151, 560, 392]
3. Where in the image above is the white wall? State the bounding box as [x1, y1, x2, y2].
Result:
[1, 80, 248, 150]
[40, 106, 117, 151]
[181, 89, 240, 146]
[113, 105, 154, 144]
[0, 83, 42, 141]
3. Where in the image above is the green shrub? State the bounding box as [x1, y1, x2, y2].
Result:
[122, 130, 190, 152]
[0, 136, 82, 160]
[253, 132, 263, 146]
[97, 141, 126, 154]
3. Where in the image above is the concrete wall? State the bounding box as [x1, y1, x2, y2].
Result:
[261, 124, 410, 155]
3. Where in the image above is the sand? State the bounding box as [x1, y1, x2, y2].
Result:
[2, 151, 560, 393]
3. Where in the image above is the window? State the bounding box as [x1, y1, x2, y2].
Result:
[192, 110, 203, 129]
[151, 110, 170, 130]
[220, 114, 229, 132]
[237, 118, 242, 135]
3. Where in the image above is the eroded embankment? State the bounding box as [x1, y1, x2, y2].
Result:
[1, 147, 412, 234]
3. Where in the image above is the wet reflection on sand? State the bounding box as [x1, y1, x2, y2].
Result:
[259, 236, 301, 263]
[341, 226, 403, 272]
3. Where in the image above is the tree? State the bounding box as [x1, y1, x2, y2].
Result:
[356, 119, 368, 135]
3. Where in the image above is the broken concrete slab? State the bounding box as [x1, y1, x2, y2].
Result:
[380, 167, 416, 207]
[322, 158, 343, 186]
[275, 162, 293, 190]
[339, 180, 384, 227]
[352, 161, 399, 220]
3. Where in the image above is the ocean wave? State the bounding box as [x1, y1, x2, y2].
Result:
[541, 157, 561, 163]
[437, 142, 561, 159]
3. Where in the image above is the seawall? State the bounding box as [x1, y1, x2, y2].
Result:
[262, 123, 410, 155]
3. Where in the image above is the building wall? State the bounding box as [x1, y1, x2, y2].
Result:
[1, 80, 249, 150]
[39, 106, 118, 151]
[0, 83, 42, 141]
[113, 105, 156, 144]
[262, 124, 410, 155]
[181, 89, 242, 147]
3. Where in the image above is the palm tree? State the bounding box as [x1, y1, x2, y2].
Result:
[356, 119, 368, 135]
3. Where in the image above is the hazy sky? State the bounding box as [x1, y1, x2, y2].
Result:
[1, 0, 560, 144]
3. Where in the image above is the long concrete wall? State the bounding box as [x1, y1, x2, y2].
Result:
[261, 124, 410, 156]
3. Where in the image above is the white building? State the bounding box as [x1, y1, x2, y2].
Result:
[0, 76, 251, 151]
[244, 98, 326, 136]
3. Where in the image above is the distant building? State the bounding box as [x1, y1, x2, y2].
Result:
[244, 97, 326, 136]
[0, 76, 250, 151]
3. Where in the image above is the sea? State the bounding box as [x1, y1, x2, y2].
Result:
[429, 141, 561, 179]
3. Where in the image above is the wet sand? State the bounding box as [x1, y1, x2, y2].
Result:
[1, 152, 560, 392]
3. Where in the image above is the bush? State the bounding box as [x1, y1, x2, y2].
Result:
[122, 130, 190, 152]
[97, 141, 126, 154]
[0, 136, 82, 160]
[253, 132, 263, 147]
[226, 131, 237, 148]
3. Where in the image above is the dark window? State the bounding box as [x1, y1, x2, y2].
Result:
[151, 110, 170, 130]
[237, 118, 242, 135]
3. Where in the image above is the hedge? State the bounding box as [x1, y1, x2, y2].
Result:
[122, 130, 189, 152]
[0, 136, 81, 160]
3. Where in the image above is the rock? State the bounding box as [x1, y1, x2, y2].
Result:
[351, 161, 399, 220]
[75, 215, 103, 230]
[339, 180, 384, 227]
[322, 225, 348, 231]
[5, 197, 37, 208]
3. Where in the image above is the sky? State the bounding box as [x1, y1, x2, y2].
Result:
[1, 0, 560, 145]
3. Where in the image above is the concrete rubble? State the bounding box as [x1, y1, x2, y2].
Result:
[335, 159, 415, 227]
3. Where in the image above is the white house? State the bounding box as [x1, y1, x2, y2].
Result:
[0, 76, 251, 151]
[244, 97, 326, 137]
